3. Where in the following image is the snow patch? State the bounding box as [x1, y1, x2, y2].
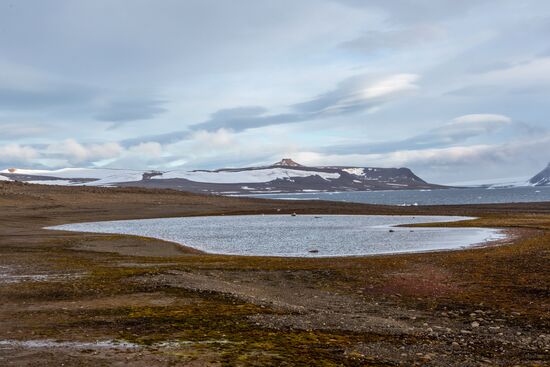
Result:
[342, 168, 365, 176]
[2, 168, 146, 186]
[156, 168, 340, 183]
[0, 339, 139, 350]
[27, 180, 77, 186]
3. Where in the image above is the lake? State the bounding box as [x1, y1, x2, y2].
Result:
[248, 186, 550, 206]
[47, 215, 504, 258]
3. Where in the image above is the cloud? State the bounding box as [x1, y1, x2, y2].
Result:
[191, 128, 236, 151]
[46, 139, 123, 164]
[128, 142, 163, 157]
[341, 25, 445, 54]
[0, 143, 38, 164]
[0, 61, 167, 124]
[190, 106, 278, 132]
[293, 73, 419, 115]
[94, 97, 167, 123]
[0, 123, 52, 140]
[335, 0, 497, 24]
[0, 83, 95, 110]
[123, 73, 420, 146]
[293, 133, 550, 183]
[324, 113, 512, 154]
[450, 114, 511, 125]
[357, 135, 550, 176]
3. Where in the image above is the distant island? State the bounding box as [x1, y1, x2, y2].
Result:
[2, 159, 549, 194]
[0, 158, 444, 194]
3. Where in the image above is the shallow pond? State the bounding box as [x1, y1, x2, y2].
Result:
[47, 215, 505, 258]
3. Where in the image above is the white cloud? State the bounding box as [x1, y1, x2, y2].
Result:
[0, 144, 38, 163]
[450, 114, 511, 125]
[128, 142, 163, 157]
[295, 133, 550, 183]
[46, 139, 123, 163]
[361, 74, 419, 99]
[191, 128, 236, 150]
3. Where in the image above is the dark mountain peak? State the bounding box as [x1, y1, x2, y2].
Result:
[272, 158, 303, 167]
[529, 162, 550, 186]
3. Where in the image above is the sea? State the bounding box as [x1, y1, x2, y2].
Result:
[247, 186, 550, 206]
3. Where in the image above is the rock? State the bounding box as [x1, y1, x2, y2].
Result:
[471, 321, 480, 328]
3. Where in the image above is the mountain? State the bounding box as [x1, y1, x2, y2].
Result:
[529, 163, 550, 186]
[0, 159, 444, 194]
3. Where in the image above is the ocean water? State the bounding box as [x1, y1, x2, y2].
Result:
[248, 186, 550, 206]
[47, 215, 504, 258]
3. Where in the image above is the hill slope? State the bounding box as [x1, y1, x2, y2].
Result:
[529, 163, 550, 186]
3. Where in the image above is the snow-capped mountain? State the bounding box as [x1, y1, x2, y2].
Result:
[529, 163, 550, 186]
[0, 159, 444, 194]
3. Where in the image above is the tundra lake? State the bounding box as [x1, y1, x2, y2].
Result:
[48, 215, 504, 257]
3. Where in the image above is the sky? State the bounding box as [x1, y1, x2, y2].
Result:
[1, 0, 549, 184]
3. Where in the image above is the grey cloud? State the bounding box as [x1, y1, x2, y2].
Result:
[323, 116, 511, 155]
[123, 73, 417, 146]
[0, 123, 52, 140]
[0, 80, 166, 124]
[191, 78, 383, 132]
[410, 135, 550, 183]
[95, 97, 167, 123]
[466, 61, 518, 74]
[445, 85, 500, 97]
[447, 84, 550, 97]
[210, 106, 268, 120]
[427, 16, 550, 88]
[292, 76, 369, 115]
[195, 74, 418, 131]
[0, 84, 95, 110]
[189, 106, 295, 131]
[334, 0, 496, 24]
[191, 112, 304, 132]
[340, 25, 444, 54]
